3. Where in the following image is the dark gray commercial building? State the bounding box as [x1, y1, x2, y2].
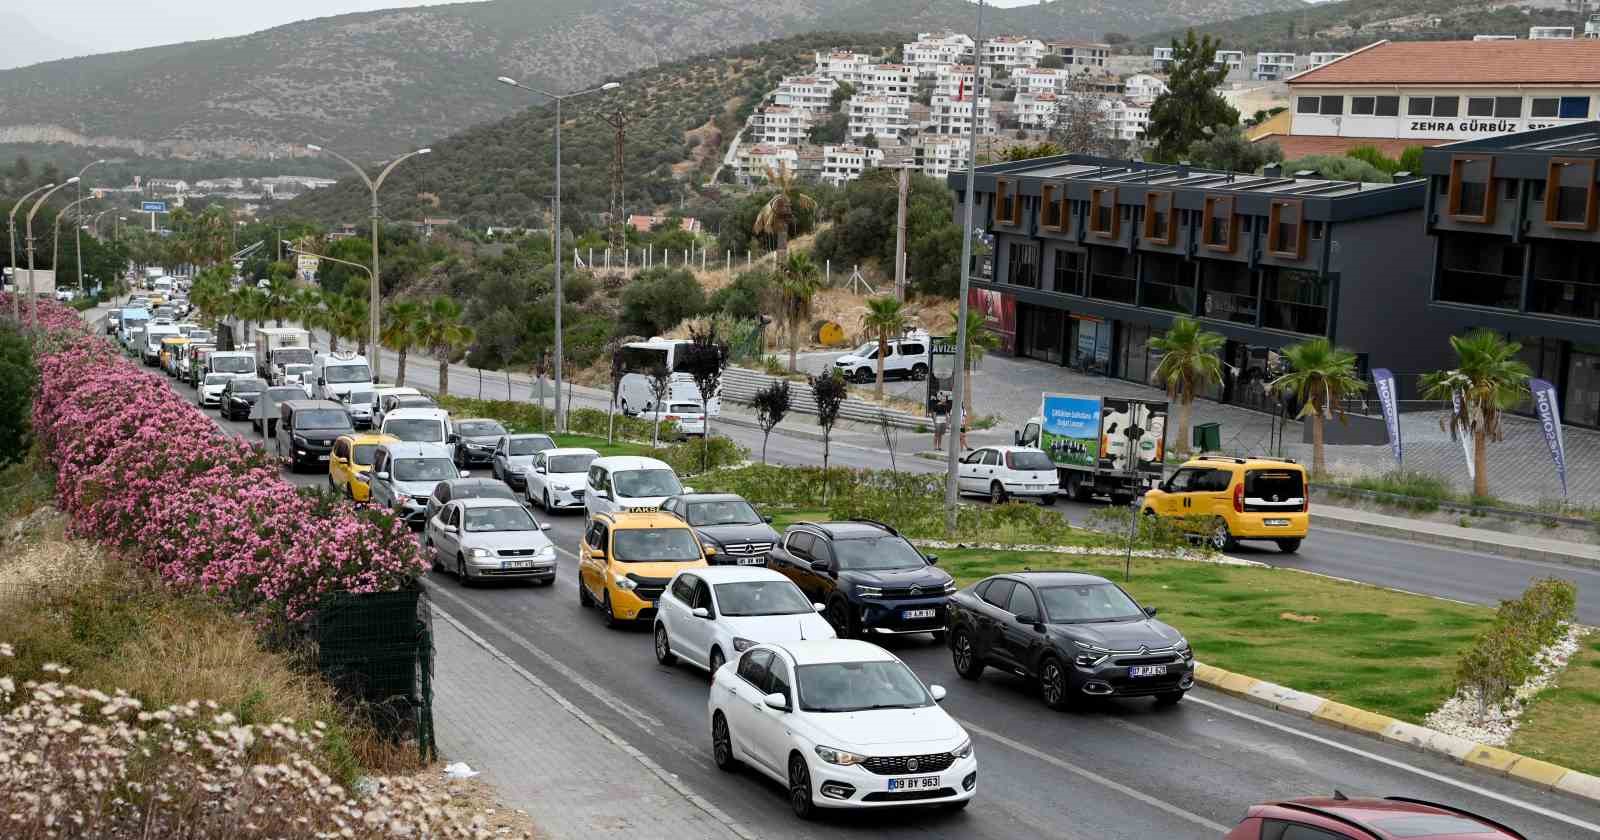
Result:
[1421, 123, 1600, 429]
[948, 155, 1456, 413]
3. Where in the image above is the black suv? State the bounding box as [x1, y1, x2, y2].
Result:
[946, 571, 1194, 710]
[766, 519, 953, 640]
[659, 493, 779, 566]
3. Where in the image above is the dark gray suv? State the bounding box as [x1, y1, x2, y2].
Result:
[945, 571, 1194, 709]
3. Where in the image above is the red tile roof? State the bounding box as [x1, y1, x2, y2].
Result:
[1290, 39, 1600, 85]
[1252, 134, 1450, 159]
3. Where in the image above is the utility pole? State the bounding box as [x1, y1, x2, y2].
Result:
[894, 164, 910, 301]
[596, 107, 634, 250]
[8, 183, 55, 321]
[74, 160, 105, 303]
[944, 0, 985, 534]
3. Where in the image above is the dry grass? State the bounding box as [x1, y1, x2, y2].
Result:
[1508, 630, 1600, 775]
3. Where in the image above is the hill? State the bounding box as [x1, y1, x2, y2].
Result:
[0, 0, 1301, 162]
[1134, 0, 1590, 53]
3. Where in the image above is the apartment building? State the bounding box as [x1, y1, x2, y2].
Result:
[1104, 100, 1152, 142]
[1046, 40, 1110, 69]
[1015, 67, 1071, 96]
[982, 36, 1047, 74]
[1013, 92, 1059, 130]
[774, 75, 838, 114]
[1124, 73, 1169, 102]
[1306, 52, 1346, 70]
[1530, 26, 1576, 39]
[814, 50, 875, 83]
[904, 31, 974, 78]
[1217, 50, 1246, 72]
[856, 63, 915, 98]
[930, 94, 996, 136]
[822, 144, 885, 185]
[751, 106, 814, 146]
[847, 94, 912, 140]
[736, 144, 800, 182]
[1588, 14, 1600, 38]
[934, 63, 991, 98]
[917, 141, 970, 179]
[1254, 52, 1298, 81]
[1153, 46, 1243, 72]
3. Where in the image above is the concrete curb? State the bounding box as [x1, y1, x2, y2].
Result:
[1310, 509, 1600, 571]
[1192, 661, 1600, 805]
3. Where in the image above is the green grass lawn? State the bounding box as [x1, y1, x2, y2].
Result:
[551, 433, 653, 459]
[1508, 633, 1600, 775]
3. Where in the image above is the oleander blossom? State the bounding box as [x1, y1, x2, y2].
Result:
[15, 297, 427, 623]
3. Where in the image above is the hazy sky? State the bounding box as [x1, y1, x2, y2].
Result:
[13, 0, 1039, 58]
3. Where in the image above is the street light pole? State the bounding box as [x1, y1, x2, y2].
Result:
[498, 75, 621, 432]
[52, 197, 97, 297]
[8, 183, 54, 320]
[25, 178, 78, 327]
[306, 143, 430, 381]
[944, 0, 985, 534]
[74, 160, 106, 304]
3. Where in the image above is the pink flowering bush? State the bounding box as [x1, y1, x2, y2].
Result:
[17, 297, 426, 623]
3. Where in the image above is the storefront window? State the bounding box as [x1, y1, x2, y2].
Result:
[1261, 268, 1328, 335]
[1530, 241, 1600, 321]
[1119, 322, 1154, 386]
[1437, 234, 1522, 310]
[1053, 248, 1085, 295]
[1089, 247, 1137, 304]
[1570, 345, 1600, 428]
[1141, 253, 1194, 314]
[1069, 315, 1112, 375]
[1201, 262, 1259, 325]
[1020, 305, 1065, 365]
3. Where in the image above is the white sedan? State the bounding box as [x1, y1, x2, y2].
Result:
[523, 447, 599, 511]
[957, 445, 1059, 504]
[655, 566, 834, 675]
[708, 639, 975, 819]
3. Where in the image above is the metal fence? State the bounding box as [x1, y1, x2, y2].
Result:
[311, 586, 437, 762]
[721, 367, 926, 429]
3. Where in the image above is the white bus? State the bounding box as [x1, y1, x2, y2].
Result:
[616, 338, 721, 417]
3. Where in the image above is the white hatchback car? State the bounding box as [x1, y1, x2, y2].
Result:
[655, 566, 834, 676]
[524, 447, 599, 512]
[708, 639, 974, 819]
[582, 455, 684, 520]
[956, 445, 1060, 505]
[643, 401, 706, 437]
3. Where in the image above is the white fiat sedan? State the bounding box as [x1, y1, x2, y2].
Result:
[707, 639, 975, 819]
[655, 566, 834, 676]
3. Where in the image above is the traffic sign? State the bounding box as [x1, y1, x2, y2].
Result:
[141, 201, 168, 213]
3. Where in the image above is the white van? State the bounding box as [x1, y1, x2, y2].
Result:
[312, 352, 372, 401]
[832, 331, 931, 383]
[380, 407, 452, 447]
[583, 456, 685, 520]
[140, 323, 180, 366]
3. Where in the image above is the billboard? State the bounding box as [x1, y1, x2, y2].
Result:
[1039, 394, 1102, 468]
[1100, 397, 1167, 476]
[967, 286, 1015, 355]
[141, 201, 168, 213]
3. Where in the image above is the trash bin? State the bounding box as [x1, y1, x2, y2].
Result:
[1193, 423, 1221, 452]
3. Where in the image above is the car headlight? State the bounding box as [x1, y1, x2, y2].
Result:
[856, 584, 884, 597]
[1174, 638, 1192, 659]
[1074, 640, 1110, 667]
[814, 745, 867, 767]
[732, 637, 756, 652]
[467, 547, 492, 558]
[951, 738, 974, 760]
[613, 575, 637, 591]
[942, 580, 957, 595]
[535, 545, 556, 559]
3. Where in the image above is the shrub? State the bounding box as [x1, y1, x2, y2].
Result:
[657, 436, 748, 477]
[0, 320, 36, 465]
[709, 269, 773, 321]
[619, 266, 706, 336]
[1454, 577, 1578, 715]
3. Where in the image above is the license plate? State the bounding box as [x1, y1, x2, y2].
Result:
[903, 609, 936, 620]
[737, 557, 764, 566]
[1264, 518, 1289, 526]
[317, 455, 329, 461]
[503, 561, 532, 569]
[1030, 484, 1050, 490]
[887, 775, 941, 791]
[1130, 665, 1167, 677]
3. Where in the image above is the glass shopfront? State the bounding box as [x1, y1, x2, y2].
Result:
[1514, 336, 1600, 429]
[1018, 304, 1066, 365]
[1069, 314, 1112, 375]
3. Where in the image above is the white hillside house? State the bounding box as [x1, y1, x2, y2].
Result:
[847, 95, 912, 140]
[1013, 92, 1059, 129]
[904, 31, 974, 78]
[931, 94, 995, 135]
[774, 75, 838, 114]
[751, 106, 813, 146]
[982, 36, 1046, 74]
[1124, 73, 1168, 102]
[822, 145, 884, 185]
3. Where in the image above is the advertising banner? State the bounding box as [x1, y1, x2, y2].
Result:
[1451, 389, 1475, 481]
[1100, 398, 1167, 477]
[1530, 378, 1569, 497]
[1038, 394, 1102, 469]
[1372, 368, 1402, 467]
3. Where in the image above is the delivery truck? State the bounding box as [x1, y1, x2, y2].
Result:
[1015, 393, 1169, 504]
[253, 327, 314, 383]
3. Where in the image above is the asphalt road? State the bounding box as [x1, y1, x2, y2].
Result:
[127, 342, 1600, 840]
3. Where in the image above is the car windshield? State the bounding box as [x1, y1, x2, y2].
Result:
[296, 410, 354, 430]
[275, 348, 313, 366]
[610, 528, 701, 562]
[1038, 583, 1144, 623]
[386, 419, 444, 442]
[1006, 450, 1056, 471]
[848, 342, 876, 358]
[668, 403, 703, 415]
[713, 581, 812, 617]
[188, 331, 212, 343]
[392, 458, 454, 482]
[394, 396, 435, 408]
[352, 444, 381, 465]
[267, 387, 304, 402]
[796, 661, 932, 712]
[213, 356, 253, 374]
[324, 364, 371, 383]
[832, 536, 927, 571]
[284, 364, 312, 376]
[613, 469, 682, 499]
[454, 482, 516, 501]
[343, 388, 372, 404]
[686, 500, 761, 526]
[509, 436, 555, 455]
[464, 506, 538, 532]
[229, 378, 266, 393]
[1370, 814, 1504, 837]
[204, 374, 233, 385]
[546, 454, 595, 474]
[458, 420, 506, 437]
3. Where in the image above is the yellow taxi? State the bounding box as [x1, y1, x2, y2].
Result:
[578, 511, 712, 627]
[328, 433, 399, 501]
[159, 335, 191, 376]
[1140, 455, 1309, 553]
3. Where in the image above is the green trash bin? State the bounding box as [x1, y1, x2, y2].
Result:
[1193, 422, 1221, 452]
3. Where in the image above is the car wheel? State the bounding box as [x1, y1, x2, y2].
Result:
[1041, 494, 1056, 506]
[826, 598, 856, 639]
[543, 490, 552, 511]
[952, 630, 985, 680]
[602, 591, 621, 628]
[1069, 474, 1093, 502]
[578, 576, 594, 607]
[1276, 538, 1302, 554]
[1155, 690, 1186, 706]
[910, 363, 928, 381]
[1209, 518, 1236, 552]
[788, 753, 816, 821]
[654, 623, 677, 665]
[990, 481, 1008, 504]
[708, 647, 726, 678]
[855, 366, 872, 383]
[711, 711, 737, 771]
[457, 555, 473, 587]
[1039, 655, 1072, 711]
[426, 539, 441, 572]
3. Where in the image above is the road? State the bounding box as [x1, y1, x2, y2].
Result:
[131, 340, 1600, 840]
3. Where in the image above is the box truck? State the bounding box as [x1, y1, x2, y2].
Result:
[1015, 393, 1169, 504]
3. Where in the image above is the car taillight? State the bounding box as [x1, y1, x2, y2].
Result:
[665, 415, 679, 422]
[1233, 483, 1243, 514]
[1302, 495, 1310, 513]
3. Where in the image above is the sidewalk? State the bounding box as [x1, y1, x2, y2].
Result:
[1311, 502, 1600, 570]
[430, 608, 749, 840]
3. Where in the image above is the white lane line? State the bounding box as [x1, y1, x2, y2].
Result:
[1186, 695, 1600, 835]
[958, 720, 1230, 834]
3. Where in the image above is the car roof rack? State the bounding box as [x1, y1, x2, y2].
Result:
[843, 518, 900, 536]
[1193, 455, 1248, 465]
[1273, 803, 1382, 839]
[1381, 797, 1527, 840]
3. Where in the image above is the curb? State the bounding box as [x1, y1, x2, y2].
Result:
[1310, 510, 1600, 571]
[1192, 662, 1600, 805]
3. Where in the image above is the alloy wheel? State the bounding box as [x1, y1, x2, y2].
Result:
[990, 482, 1006, 504]
[712, 712, 735, 770]
[1040, 658, 1068, 709]
[709, 648, 725, 677]
[789, 755, 815, 820]
[654, 624, 676, 665]
[953, 631, 981, 679]
[1210, 519, 1232, 551]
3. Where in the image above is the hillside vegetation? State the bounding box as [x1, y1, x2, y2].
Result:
[1136, 0, 1589, 53]
[0, 0, 1300, 160]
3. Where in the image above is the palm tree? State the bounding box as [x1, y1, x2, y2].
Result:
[286, 288, 327, 347]
[228, 286, 268, 347]
[263, 273, 297, 327]
[1420, 330, 1531, 499]
[1268, 338, 1367, 477]
[953, 309, 1000, 422]
[860, 296, 909, 400]
[1148, 317, 1225, 456]
[777, 251, 822, 373]
[752, 162, 816, 264]
[415, 296, 474, 397]
[382, 298, 425, 387]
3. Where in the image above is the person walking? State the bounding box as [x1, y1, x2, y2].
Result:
[959, 415, 970, 451]
[931, 394, 950, 451]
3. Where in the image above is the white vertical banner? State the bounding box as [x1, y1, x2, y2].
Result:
[1372, 368, 1402, 468]
[1451, 389, 1475, 482]
[1530, 378, 1569, 497]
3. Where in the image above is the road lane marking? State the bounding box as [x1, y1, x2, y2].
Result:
[958, 720, 1230, 834]
[1187, 694, 1600, 835]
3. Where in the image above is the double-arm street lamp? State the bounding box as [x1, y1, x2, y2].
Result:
[8, 182, 56, 320]
[305, 143, 430, 382]
[74, 160, 106, 299]
[25, 178, 78, 326]
[53, 196, 99, 297]
[497, 74, 620, 432]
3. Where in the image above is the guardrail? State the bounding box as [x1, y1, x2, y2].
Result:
[721, 367, 926, 430]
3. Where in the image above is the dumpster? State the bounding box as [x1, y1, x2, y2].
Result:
[1193, 422, 1221, 452]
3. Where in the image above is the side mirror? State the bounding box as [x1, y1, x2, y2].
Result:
[703, 544, 718, 557]
[444, 524, 458, 533]
[929, 685, 947, 702]
[535, 465, 547, 474]
[539, 522, 552, 531]
[1015, 614, 1041, 627]
[459, 470, 471, 478]
[762, 515, 773, 523]
[449, 434, 460, 444]
[589, 549, 606, 561]
[763, 692, 789, 712]
[683, 485, 696, 493]
[375, 471, 390, 481]
[813, 602, 826, 612]
[924, 554, 939, 565]
[1144, 606, 1158, 617]
[809, 560, 830, 572]
[1013, 430, 1021, 445]
[691, 607, 711, 619]
[317, 377, 326, 386]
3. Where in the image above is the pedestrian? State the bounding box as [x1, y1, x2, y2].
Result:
[959, 415, 970, 451]
[932, 398, 948, 450]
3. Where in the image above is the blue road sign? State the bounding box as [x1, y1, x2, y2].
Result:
[141, 201, 168, 213]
